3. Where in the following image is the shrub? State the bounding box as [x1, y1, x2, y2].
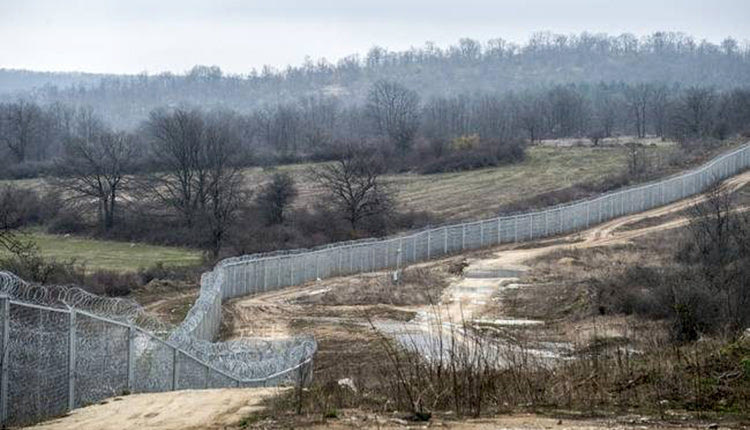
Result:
[85, 270, 140, 297]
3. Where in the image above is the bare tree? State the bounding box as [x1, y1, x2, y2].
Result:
[367, 80, 420, 153]
[146, 108, 207, 228]
[679, 186, 750, 331]
[0, 100, 44, 162]
[53, 119, 138, 231]
[147, 108, 244, 256]
[256, 172, 297, 225]
[625, 83, 651, 138]
[518, 95, 547, 143]
[310, 144, 393, 232]
[202, 112, 245, 257]
[673, 87, 716, 139]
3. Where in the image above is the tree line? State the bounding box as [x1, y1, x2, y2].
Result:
[2, 81, 750, 178]
[2, 31, 749, 128]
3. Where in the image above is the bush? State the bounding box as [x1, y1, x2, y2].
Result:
[85, 270, 140, 297]
[0, 185, 61, 228]
[418, 140, 525, 174]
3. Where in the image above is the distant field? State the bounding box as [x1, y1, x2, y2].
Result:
[2, 232, 202, 273]
[245, 144, 677, 221]
[2, 138, 737, 225]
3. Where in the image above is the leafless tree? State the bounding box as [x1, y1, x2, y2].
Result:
[673, 87, 716, 139]
[202, 112, 245, 257]
[146, 108, 207, 228]
[310, 144, 393, 232]
[147, 108, 244, 256]
[0, 100, 44, 162]
[518, 95, 547, 143]
[53, 113, 138, 231]
[367, 80, 420, 153]
[626, 83, 651, 138]
[679, 186, 750, 331]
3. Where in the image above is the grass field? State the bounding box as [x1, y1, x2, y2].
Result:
[246, 144, 677, 221]
[3, 231, 203, 273]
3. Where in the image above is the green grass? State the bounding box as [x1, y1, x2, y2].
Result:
[3, 231, 203, 273]
[240, 145, 658, 221]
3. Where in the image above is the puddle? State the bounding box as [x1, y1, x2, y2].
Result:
[464, 269, 525, 278]
[473, 318, 545, 327]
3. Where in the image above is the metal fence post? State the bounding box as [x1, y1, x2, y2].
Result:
[514, 216, 518, 242]
[444, 227, 449, 253]
[68, 309, 77, 411]
[204, 364, 210, 389]
[426, 230, 431, 259]
[544, 211, 549, 237]
[586, 201, 590, 228]
[1, 296, 9, 425]
[497, 218, 502, 244]
[461, 225, 466, 250]
[172, 347, 180, 391]
[290, 258, 294, 286]
[479, 222, 484, 247]
[127, 325, 135, 393]
[412, 236, 417, 261]
[529, 215, 534, 240]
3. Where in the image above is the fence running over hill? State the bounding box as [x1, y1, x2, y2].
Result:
[203, 143, 750, 304]
[2, 142, 749, 427]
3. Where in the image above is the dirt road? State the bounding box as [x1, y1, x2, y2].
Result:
[28, 388, 286, 430]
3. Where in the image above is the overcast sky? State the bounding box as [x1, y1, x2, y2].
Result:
[1, 0, 748, 75]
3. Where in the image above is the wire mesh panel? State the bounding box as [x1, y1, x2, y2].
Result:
[207, 368, 236, 389]
[131, 331, 173, 394]
[447, 224, 464, 252]
[464, 222, 482, 250]
[74, 313, 129, 407]
[176, 353, 208, 390]
[6, 303, 69, 426]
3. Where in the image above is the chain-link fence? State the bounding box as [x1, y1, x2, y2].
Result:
[209, 143, 750, 301]
[0, 272, 315, 428]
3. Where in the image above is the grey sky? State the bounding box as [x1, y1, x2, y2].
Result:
[1, 0, 748, 74]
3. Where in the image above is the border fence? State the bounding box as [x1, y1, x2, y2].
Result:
[208, 142, 750, 303]
[2, 142, 749, 427]
[0, 271, 315, 428]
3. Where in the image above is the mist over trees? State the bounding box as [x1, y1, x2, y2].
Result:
[2, 31, 749, 128]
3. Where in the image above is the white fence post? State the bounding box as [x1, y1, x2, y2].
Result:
[68, 309, 77, 411]
[497, 218, 502, 244]
[127, 325, 135, 393]
[426, 230, 431, 259]
[529, 215, 534, 240]
[172, 347, 179, 391]
[1, 296, 9, 425]
[444, 227, 449, 253]
[412, 236, 417, 261]
[461, 225, 466, 250]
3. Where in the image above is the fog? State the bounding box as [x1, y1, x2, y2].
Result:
[1, 0, 749, 74]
